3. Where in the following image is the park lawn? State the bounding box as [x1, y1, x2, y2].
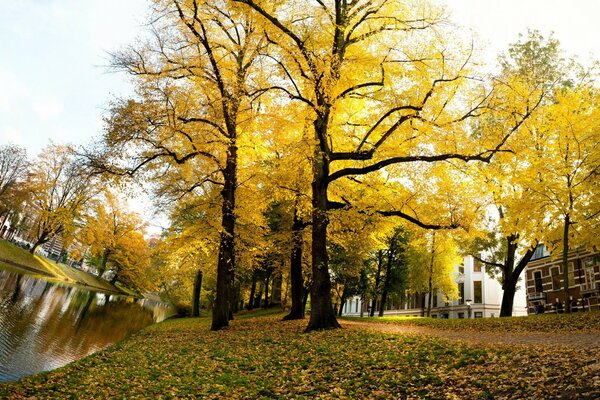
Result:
[343, 311, 600, 333]
[1, 312, 598, 399]
[0, 240, 121, 294]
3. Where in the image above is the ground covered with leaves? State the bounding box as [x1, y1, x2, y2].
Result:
[344, 312, 600, 333]
[1, 311, 599, 399]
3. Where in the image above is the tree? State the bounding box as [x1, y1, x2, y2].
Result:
[378, 227, 409, 317]
[407, 230, 460, 316]
[79, 190, 148, 286]
[27, 144, 94, 255]
[470, 31, 596, 316]
[0, 144, 29, 215]
[525, 79, 600, 313]
[235, 0, 539, 330]
[90, 0, 265, 330]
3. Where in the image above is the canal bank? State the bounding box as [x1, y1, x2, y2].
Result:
[0, 269, 175, 382]
[0, 239, 128, 295]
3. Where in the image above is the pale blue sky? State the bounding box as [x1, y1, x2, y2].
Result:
[0, 0, 598, 159]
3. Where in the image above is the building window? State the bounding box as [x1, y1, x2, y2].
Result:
[534, 271, 543, 292]
[474, 312, 483, 318]
[433, 293, 438, 307]
[355, 300, 359, 313]
[567, 263, 575, 287]
[585, 267, 596, 290]
[432, 314, 437, 319]
[551, 267, 561, 290]
[474, 281, 482, 303]
[458, 283, 465, 304]
[458, 312, 464, 319]
[473, 258, 481, 272]
[459, 264, 464, 274]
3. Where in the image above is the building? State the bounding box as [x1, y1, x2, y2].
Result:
[341, 255, 528, 318]
[525, 246, 600, 313]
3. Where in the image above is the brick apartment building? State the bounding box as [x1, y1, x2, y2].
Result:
[525, 246, 600, 313]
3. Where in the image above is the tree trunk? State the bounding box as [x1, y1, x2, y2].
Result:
[371, 251, 383, 317]
[264, 270, 270, 308]
[247, 271, 257, 310]
[192, 270, 203, 317]
[283, 211, 305, 320]
[211, 141, 237, 331]
[339, 286, 349, 317]
[379, 243, 396, 318]
[562, 214, 571, 314]
[271, 271, 282, 306]
[29, 231, 50, 255]
[306, 146, 340, 331]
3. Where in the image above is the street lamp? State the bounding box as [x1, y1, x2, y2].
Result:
[465, 299, 472, 319]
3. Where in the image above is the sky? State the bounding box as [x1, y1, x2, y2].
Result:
[1, 0, 599, 159]
[0, 0, 598, 223]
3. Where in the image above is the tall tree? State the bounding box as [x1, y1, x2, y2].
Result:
[91, 0, 265, 330]
[79, 190, 148, 285]
[0, 144, 29, 214]
[525, 78, 600, 313]
[235, 0, 539, 330]
[378, 227, 409, 317]
[407, 229, 460, 316]
[470, 31, 594, 316]
[27, 144, 94, 255]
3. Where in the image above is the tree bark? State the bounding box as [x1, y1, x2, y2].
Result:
[562, 214, 571, 314]
[192, 270, 203, 317]
[306, 142, 340, 331]
[283, 210, 305, 320]
[211, 141, 237, 331]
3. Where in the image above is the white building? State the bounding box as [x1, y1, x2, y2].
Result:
[342, 255, 528, 318]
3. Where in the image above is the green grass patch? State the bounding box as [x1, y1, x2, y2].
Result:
[0, 239, 122, 294]
[343, 311, 600, 333]
[1, 310, 598, 399]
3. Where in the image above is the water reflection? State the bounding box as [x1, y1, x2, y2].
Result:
[0, 269, 174, 382]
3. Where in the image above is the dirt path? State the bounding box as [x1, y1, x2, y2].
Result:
[341, 319, 600, 348]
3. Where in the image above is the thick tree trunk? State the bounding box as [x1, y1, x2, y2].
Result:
[283, 211, 305, 320]
[562, 214, 571, 314]
[211, 142, 237, 331]
[378, 292, 387, 317]
[306, 145, 340, 331]
[192, 270, 203, 317]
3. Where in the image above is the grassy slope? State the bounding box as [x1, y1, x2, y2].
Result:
[0, 240, 121, 294]
[1, 311, 598, 399]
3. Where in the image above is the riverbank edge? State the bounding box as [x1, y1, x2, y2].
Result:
[0, 245, 128, 296]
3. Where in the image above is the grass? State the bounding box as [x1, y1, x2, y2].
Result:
[1, 311, 599, 399]
[342, 311, 600, 333]
[0, 239, 122, 294]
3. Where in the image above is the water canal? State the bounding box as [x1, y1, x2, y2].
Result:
[0, 269, 174, 382]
